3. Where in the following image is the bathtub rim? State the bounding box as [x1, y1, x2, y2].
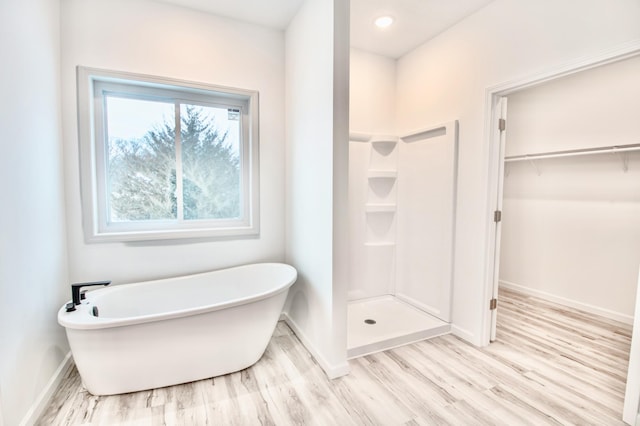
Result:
[58, 262, 297, 331]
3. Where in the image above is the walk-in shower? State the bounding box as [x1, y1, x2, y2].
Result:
[347, 121, 458, 358]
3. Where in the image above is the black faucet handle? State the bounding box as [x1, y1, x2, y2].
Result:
[71, 281, 111, 305]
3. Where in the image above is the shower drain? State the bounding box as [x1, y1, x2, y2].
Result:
[364, 319, 376, 325]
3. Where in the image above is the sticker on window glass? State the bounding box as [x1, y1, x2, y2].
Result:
[228, 108, 240, 121]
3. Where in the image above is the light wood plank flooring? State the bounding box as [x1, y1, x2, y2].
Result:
[38, 288, 632, 425]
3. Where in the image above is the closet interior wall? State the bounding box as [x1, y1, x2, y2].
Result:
[499, 55, 640, 323]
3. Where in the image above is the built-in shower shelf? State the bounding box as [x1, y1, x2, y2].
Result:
[370, 136, 398, 144]
[365, 203, 396, 213]
[367, 170, 397, 179]
[371, 137, 398, 156]
[364, 241, 395, 247]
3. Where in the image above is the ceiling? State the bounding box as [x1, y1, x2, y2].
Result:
[350, 0, 496, 58]
[157, 0, 496, 59]
[155, 0, 304, 29]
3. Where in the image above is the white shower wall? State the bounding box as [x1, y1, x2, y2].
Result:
[348, 139, 397, 299]
[348, 126, 458, 322]
[396, 125, 457, 322]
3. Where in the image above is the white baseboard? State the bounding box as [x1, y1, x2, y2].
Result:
[451, 324, 482, 346]
[280, 313, 350, 379]
[19, 352, 74, 426]
[499, 280, 633, 325]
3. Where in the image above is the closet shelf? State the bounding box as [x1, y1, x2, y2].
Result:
[504, 143, 640, 162]
[365, 203, 396, 213]
[505, 143, 640, 174]
[367, 170, 397, 179]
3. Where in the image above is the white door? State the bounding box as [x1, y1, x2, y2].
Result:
[490, 97, 508, 341]
[623, 265, 640, 425]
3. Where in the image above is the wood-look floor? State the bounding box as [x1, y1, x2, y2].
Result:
[38, 288, 632, 425]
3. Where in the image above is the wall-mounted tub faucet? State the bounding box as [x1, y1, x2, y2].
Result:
[65, 281, 111, 312]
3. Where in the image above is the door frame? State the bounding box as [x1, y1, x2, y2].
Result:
[489, 96, 507, 341]
[481, 40, 640, 424]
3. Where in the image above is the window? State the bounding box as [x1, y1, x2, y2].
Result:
[77, 67, 259, 242]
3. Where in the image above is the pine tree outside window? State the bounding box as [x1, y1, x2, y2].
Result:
[77, 67, 259, 242]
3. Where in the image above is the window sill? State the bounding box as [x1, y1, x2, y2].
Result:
[85, 225, 260, 243]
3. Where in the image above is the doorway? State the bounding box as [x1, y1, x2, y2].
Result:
[486, 50, 640, 424]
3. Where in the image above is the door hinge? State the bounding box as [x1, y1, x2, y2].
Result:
[490, 298, 498, 310]
[498, 118, 506, 132]
[494, 210, 502, 223]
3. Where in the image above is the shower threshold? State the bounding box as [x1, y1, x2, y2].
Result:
[347, 295, 450, 359]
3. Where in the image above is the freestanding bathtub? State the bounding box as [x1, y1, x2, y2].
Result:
[58, 263, 297, 395]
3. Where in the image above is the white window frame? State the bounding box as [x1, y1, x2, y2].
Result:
[77, 66, 260, 242]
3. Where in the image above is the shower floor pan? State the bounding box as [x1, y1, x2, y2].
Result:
[347, 295, 450, 359]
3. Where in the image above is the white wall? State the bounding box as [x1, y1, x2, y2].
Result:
[349, 48, 396, 134]
[500, 56, 640, 322]
[396, 0, 640, 345]
[505, 55, 640, 157]
[60, 0, 286, 283]
[0, 0, 70, 424]
[284, 0, 350, 377]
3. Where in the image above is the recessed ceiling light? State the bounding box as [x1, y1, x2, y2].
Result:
[374, 16, 394, 29]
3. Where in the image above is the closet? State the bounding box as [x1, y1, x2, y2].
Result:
[496, 55, 640, 328]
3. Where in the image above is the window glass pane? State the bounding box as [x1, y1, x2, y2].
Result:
[180, 104, 241, 220]
[105, 95, 176, 222]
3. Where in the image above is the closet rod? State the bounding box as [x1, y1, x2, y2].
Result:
[504, 143, 640, 162]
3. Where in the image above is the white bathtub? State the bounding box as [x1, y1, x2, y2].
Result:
[58, 263, 297, 395]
